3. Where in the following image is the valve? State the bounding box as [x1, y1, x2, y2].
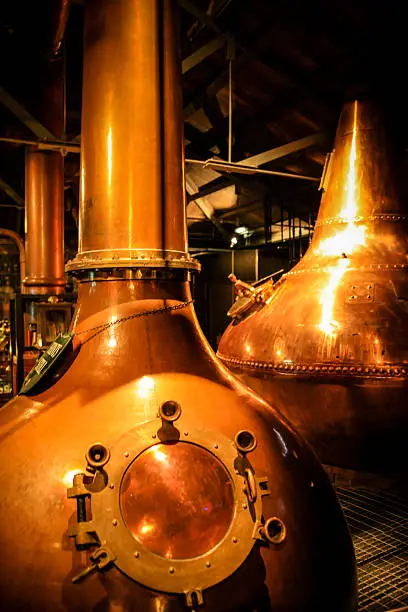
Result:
[72, 546, 116, 584]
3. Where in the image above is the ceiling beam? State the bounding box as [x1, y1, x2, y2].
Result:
[0, 86, 55, 140]
[186, 176, 235, 203]
[0, 177, 24, 207]
[235, 133, 326, 168]
[182, 33, 228, 74]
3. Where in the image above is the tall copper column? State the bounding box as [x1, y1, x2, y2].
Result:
[67, 0, 192, 272]
[218, 100, 408, 478]
[23, 56, 65, 294]
[0, 2, 356, 611]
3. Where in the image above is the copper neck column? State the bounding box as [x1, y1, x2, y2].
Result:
[23, 56, 65, 296]
[66, 0, 198, 273]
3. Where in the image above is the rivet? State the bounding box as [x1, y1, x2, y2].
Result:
[243, 503, 248, 510]
[152, 433, 157, 439]
[235, 470, 240, 475]
[206, 561, 211, 568]
[214, 443, 218, 449]
[109, 483, 115, 489]
[232, 537, 238, 543]
[184, 432, 189, 436]
[169, 567, 175, 574]
[134, 551, 140, 558]
[112, 519, 118, 526]
[124, 451, 129, 457]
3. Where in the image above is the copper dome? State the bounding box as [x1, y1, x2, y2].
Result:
[218, 99, 408, 478]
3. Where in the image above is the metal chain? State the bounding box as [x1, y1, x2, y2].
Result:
[74, 300, 193, 343]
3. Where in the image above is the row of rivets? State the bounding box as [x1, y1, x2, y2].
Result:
[218, 355, 408, 377]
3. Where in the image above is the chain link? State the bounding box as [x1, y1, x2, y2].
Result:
[74, 300, 193, 343]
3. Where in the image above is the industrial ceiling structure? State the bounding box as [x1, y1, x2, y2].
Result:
[0, 0, 407, 259]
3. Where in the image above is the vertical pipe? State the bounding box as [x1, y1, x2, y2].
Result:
[24, 151, 65, 295]
[67, 0, 196, 273]
[23, 53, 65, 295]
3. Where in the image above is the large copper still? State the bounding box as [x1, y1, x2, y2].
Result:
[0, 1, 356, 611]
[218, 100, 408, 478]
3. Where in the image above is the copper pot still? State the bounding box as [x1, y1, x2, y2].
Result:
[218, 99, 408, 478]
[0, 1, 356, 611]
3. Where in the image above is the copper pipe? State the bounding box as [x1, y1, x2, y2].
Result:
[218, 100, 408, 477]
[0, 228, 26, 285]
[51, 0, 71, 56]
[67, 0, 197, 272]
[23, 44, 65, 295]
[23, 149, 65, 294]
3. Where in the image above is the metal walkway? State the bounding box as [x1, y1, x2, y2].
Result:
[338, 487, 408, 612]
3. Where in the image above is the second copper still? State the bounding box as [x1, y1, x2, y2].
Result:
[0, 1, 356, 611]
[218, 99, 408, 478]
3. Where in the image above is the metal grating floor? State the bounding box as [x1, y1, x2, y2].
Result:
[337, 487, 408, 612]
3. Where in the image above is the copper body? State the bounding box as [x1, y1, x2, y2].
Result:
[23, 50, 65, 295]
[0, 1, 356, 611]
[218, 100, 408, 476]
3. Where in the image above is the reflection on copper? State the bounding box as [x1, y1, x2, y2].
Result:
[121, 443, 235, 560]
[0, 1, 356, 610]
[136, 375, 155, 399]
[218, 100, 408, 476]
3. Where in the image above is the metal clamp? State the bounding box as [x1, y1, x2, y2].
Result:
[72, 546, 116, 584]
